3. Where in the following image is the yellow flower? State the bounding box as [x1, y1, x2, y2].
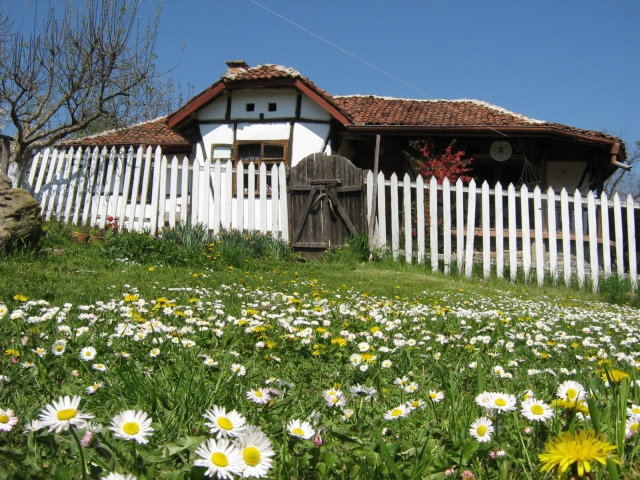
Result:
[331, 338, 347, 347]
[148, 266, 155, 271]
[12, 294, 27, 302]
[124, 294, 138, 302]
[550, 399, 590, 415]
[539, 430, 620, 478]
[5, 349, 20, 357]
[601, 369, 629, 383]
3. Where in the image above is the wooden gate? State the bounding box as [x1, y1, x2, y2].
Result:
[289, 153, 366, 257]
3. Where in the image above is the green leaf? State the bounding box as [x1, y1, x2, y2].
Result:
[330, 429, 363, 445]
[375, 430, 402, 480]
[460, 440, 480, 465]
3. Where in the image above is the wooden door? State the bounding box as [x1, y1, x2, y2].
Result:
[289, 153, 366, 257]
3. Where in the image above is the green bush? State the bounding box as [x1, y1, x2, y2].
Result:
[159, 222, 213, 250]
[101, 229, 202, 266]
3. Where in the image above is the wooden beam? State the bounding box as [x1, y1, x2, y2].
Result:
[168, 82, 227, 129]
[0, 138, 10, 175]
[293, 80, 352, 125]
[368, 135, 381, 260]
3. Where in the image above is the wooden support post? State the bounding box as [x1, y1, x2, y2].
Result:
[0, 136, 11, 176]
[368, 135, 381, 260]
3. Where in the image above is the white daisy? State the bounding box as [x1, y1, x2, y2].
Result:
[520, 398, 554, 423]
[469, 417, 494, 442]
[149, 348, 160, 358]
[287, 419, 315, 439]
[428, 391, 445, 403]
[86, 382, 104, 395]
[557, 380, 587, 402]
[403, 382, 419, 393]
[475, 392, 492, 409]
[51, 340, 67, 356]
[92, 364, 108, 371]
[626, 414, 640, 438]
[0, 409, 18, 431]
[39, 395, 94, 433]
[109, 410, 154, 444]
[103, 473, 137, 480]
[628, 404, 640, 417]
[79, 347, 97, 361]
[381, 360, 392, 368]
[383, 405, 410, 420]
[246, 389, 271, 405]
[231, 364, 247, 376]
[23, 419, 43, 434]
[487, 392, 517, 412]
[235, 426, 275, 478]
[204, 358, 219, 367]
[204, 406, 246, 438]
[194, 437, 244, 479]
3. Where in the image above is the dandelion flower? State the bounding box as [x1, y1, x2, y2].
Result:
[287, 419, 314, 439]
[39, 395, 94, 433]
[602, 369, 629, 384]
[557, 380, 586, 402]
[383, 405, 410, 420]
[539, 430, 620, 478]
[520, 398, 554, 423]
[469, 417, 494, 443]
[79, 347, 97, 361]
[0, 409, 18, 431]
[204, 406, 246, 438]
[235, 426, 275, 478]
[246, 389, 271, 405]
[194, 437, 244, 479]
[110, 410, 154, 444]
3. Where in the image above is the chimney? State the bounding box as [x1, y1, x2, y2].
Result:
[225, 60, 249, 74]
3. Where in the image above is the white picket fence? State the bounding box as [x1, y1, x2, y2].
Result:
[16, 145, 289, 239]
[365, 172, 639, 291]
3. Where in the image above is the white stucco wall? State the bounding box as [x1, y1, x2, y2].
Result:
[235, 123, 290, 141]
[547, 162, 588, 193]
[291, 123, 330, 166]
[198, 97, 227, 120]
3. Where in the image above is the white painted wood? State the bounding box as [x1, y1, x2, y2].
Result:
[456, 179, 464, 273]
[213, 159, 222, 234]
[148, 147, 162, 234]
[81, 148, 100, 226]
[560, 189, 572, 287]
[574, 190, 585, 289]
[137, 146, 153, 231]
[520, 185, 531, 282]
[98, 148, 116, 228]
[404, 173, 412, 264]
[366, 170, 373, 227]
[190, 155, 200, 226]
[508, 183, 518, 282]
[90, 147, 108, 227]
[181, 156, 190, 224]
[73, 148, 92, 225]
[464, 179, 477, 278]
[107, 148, 124, 222]
[442, 178, 451, 274]
[126, 147, 143, 231]
[201, 156, 210, 229]
[236, 161, 245, 230]
[44, 148, 65, 220]
[279, 163, 289, 241]
[547, 187, 558, 283]
[33, 148, 51, 198]
[168, 156, 179, 228]
[495, 182, 504, 278]
[429, 176, 438, 271]
[587, 192, 599, 292]
[533, 186, 544, 286]
[377, 172, 387, 249]
[613, 193, 624, 277]
[271, 163, 279, 237]
[115, 147, 133, 227]
[627, 195, 637, 291]
[482, 181, 491, 278]
[247, 162, 256, 231]
[390, 173, 399, 260]
[224, 160, 233, 229]
[157, 152, 167, 231]
[259, 162, 268, 234]
[600, 192, 611, 278]
[64, 148, 83, 222]
[40, 148, 60, 213]
[25, 150, 43, 194]
[413, 175, 423, 265]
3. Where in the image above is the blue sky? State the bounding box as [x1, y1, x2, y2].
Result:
[153, 0, 639, 152]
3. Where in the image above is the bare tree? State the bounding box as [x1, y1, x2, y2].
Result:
[0, 0, 171, 170]
[605, 140, 640, 200]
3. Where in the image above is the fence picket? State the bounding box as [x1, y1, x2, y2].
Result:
[190, 155, 200, 226]
[390, 173, 399, 260]
[24, 150, 43, 194]
[404, 173, 412, 264]
[63, 147, 83, 222]
[627, 195, 637, 291]
[520, 185, 531, 282]
[259, 162, 267, 234]
[272, 163, 279, 237]
[534, 186, 544, 286]
[168, 156, 179, 228]
[456, 178, 464, 272]
[201, 155, 210, 229]
[574, 190, 585, 288]
[44, 149, 65, 220]
[213, 159, 222, 234]
[224, 160, 233, 229]
[377, 171, 387, 250]
[464, 179, 477, 277]
[495, 182, 504, 278]
[107, 148, 124, 222]
[97, 148, 116, 228]
[613, 193, 624, 277]
[508, 183, 518, 281]
[561, 189, 572, 287]
[116, 148, 133, 227]
[482, 181, 491, 278]
[429, 176, 438, 270]
[587, 192, 599, 292]
[40, 148, 60, 213]
[181, 156, 190, 224]
[279, 164, 289, 241]
[442, 178, 451, 273]
[156, 151, 167, 232]
[600, 192, 611, 278]
[547, 187, 558, 283]
[81, 148, 100, 226]
[236, 161, 245, 230]
[137, 146, 153, 230]
[128, 147, 144, 230]
[247, 162, 255, 231]
[90, 147, 108, 227]
[416, 175, 425, 264]
[33, 148, 51, 199]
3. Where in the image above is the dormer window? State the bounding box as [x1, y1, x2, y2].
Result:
[268, 103, 277, 112]
[246, 103, 255, 112]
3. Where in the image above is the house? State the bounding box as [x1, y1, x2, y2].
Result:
[63, 60, 629, 194]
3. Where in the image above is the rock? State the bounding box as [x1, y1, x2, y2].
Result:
[0, 173, 44, 252]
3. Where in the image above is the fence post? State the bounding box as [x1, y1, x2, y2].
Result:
[464, 179, 477, 278]
[390, 173, 399, 260]
[508, 183, 518, 282]
[534, 186, 544, 286]
[600, 192, 611, 279]
[482, 181, 491, 279]
[416, 175, 425, 264]
[495, 181, 504, 278]
[456, 178, 464, 273]
[613, 193, 624, 277]
[429, 176, 438, 271]
[403, 173, 412, 264]
[443, 178, 451, 274]
[587, 191, 599, 292]
[574, 190, 585, 289]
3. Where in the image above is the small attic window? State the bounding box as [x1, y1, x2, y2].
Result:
[268, 103, 277, 112]
[246, 103, 255, 112]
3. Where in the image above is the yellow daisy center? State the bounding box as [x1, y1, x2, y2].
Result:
[255, 391, 263, 398]
[631, 423, 639, 433]
[429, 393, 436, 399]
[391, 409, 403, 417]
[57, 409, 77, 421]
[633, 407, 640, 414]
[56, 346, 63, 351]
[217, 417, 233, 430]
[495, 398, 507, 407]
[292, 427, 305, 436]
[566, 388, 578, 399]
[212, 452, 229, 467]
[531, 405, 545, 415]
[331, 397, 339, 403]
[85, 352, 92, 356]
[477, 425, 487, 436]
[123, 422, 140, 435]
[0, 414, 9, 423]
[243, 446, 261, 466]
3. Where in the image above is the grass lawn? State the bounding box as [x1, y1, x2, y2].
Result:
[0, 223, 639, 479]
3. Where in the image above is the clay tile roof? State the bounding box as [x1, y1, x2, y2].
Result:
[221, 64, 303, 82]
[59, 117, 191, 148]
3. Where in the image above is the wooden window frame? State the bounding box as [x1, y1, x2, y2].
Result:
[234, 140, 288, 197]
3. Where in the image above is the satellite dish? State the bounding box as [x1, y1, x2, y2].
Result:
[490, 141, 512, 162]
